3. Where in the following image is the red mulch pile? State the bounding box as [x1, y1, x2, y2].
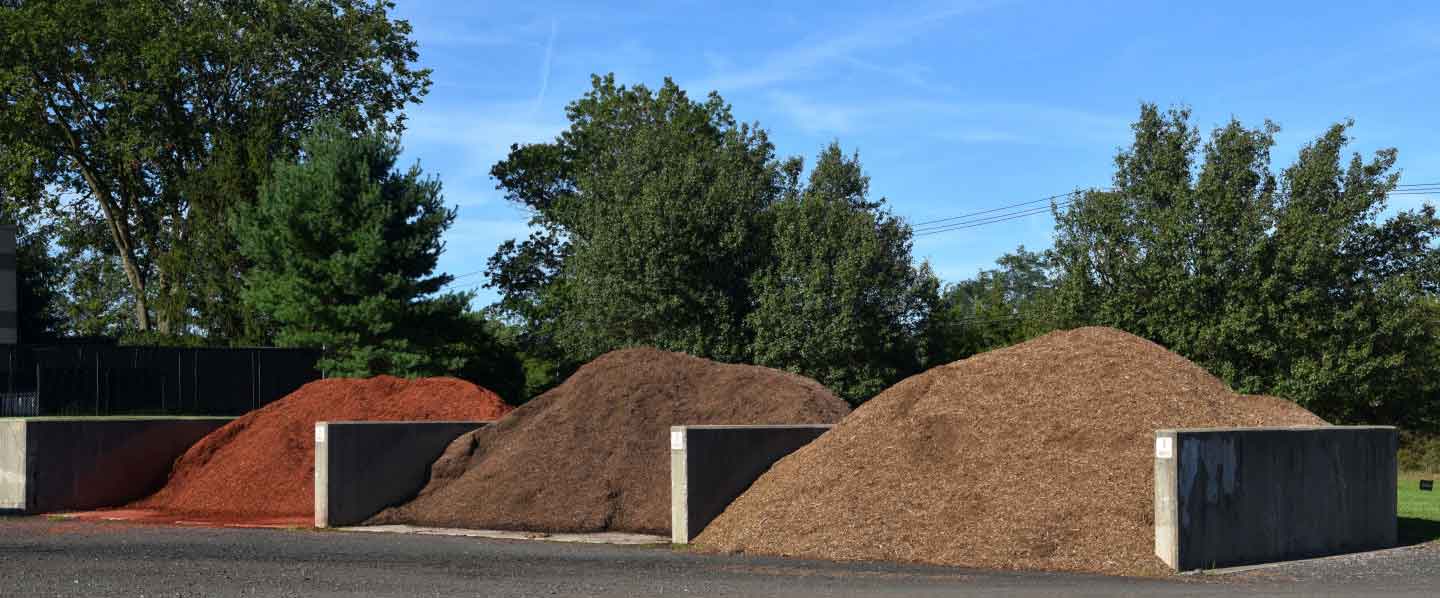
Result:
[694, 327, 1327, 576]
[371, 347, 851, 534]
[134, 376, 512, 519]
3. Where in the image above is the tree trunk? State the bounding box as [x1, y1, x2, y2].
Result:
[50, 100, 154, 333]
[76, 167, 153, 332]
[122, 254, 153, 332]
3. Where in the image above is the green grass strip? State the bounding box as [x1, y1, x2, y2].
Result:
[1399, 474, 1440, 545]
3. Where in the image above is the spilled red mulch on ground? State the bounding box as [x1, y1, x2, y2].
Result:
[133, 376, 512, 519]
[61, 509, 308, 529]
[371, 347, 851, 534]
[695, 327, 1326, 576]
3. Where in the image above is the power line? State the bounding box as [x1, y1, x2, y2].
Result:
[447, 281, 488, 294]
[440, 270, 485, 288]
[911, 181, 1440, 238]
[910, 190, 1091, 229]
[914, 203, 1072, 237]
[949, 312, 1030, 324]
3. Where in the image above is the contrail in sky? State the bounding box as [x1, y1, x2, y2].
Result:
[533, 19, 558, 118]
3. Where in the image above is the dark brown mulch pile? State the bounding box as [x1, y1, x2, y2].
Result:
[695, 327, 1326, 576]
[371, 347, 851, 534]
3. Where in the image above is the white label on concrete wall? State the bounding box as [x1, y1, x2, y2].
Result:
[670, 429, 685, 450]
[1156, 436, 1173, 459]
[315, 425, 326, 443]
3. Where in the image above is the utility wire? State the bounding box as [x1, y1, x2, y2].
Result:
[949, 312, 1030, 324]
[440, 270, 486, 288]
[914, 204, 1072, 237]
[912, 181, 1440, 238]
[909, 190, 1093, 229]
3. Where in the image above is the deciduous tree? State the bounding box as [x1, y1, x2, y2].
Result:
[748, 143, 930, 403]
[487, 75, 781, 364]
[0, 0, 429, 338]
[1051, 105, 1440, 427]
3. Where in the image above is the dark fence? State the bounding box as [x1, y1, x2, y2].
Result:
[1, 391, 38, 417]
[0, 344, 321, 416]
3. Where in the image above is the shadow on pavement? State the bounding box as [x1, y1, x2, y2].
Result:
[1398, 517, 1440, 546]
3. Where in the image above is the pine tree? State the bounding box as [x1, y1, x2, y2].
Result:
[234, 121, 520, 391]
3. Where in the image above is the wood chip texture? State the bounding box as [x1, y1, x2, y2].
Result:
[135, 376, 513, 519]
[371, 347, 851, 534]
[694, 327, 1327, 576]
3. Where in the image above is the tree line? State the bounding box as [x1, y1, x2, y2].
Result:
[2, 1, 1435, 429]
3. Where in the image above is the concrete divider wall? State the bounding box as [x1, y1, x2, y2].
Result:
[0, 420, 24, 509]
[1155, 426, 1397, 571]
[0, 417, 231, 513]
[670, 424, 834, 544]
[314, 421, 491, 528]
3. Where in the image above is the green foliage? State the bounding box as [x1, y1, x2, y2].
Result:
[119, 330, 213, 348]
[928, 246, 1059, 362]
[0, 0, 430, 338]
[1051, 104, 1440, 428]
[486, 77, 936, 404]
[748, 143, 930, 403]
[488, 74, 781, 364]
[234, 122, 520, 393]
[0, 203, 65, 341]
[482, 316, 574, 403]
[1400, 432, 1440, 475]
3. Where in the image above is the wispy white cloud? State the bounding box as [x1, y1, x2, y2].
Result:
[695, 2, 987, 92]
[404, 102, 566, 205]
[767, 92, 865, 135]
[435, 214, 535, 300]
[554, 37, 657, 87]
[409, 17, 551, 50]
[841, 56, 939, 91]
[763, 92, 1130, 146]
[532, 19, 559, 118]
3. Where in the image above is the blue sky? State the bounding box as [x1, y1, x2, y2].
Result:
[388, 1, 1440, 304]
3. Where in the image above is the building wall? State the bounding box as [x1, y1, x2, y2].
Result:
[0, 224, 16, 344]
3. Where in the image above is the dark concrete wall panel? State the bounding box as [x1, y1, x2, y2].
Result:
[670, 425, 833, 543]
[1155, 426, 1397, 571]
[314, 421, 491, 528]
[1, 417, 230, 513]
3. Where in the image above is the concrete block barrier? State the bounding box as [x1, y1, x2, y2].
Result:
[0, 417, 231, 513]
[1154, 426, 1398, 571]
[314, 421, 491, 528]
[670, 424, 834, 544]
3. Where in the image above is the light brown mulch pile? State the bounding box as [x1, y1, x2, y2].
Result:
[371, 347, 851, 534]
[694, 327, 1326, 576]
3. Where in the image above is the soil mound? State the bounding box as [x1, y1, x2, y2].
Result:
[371, 347, 850, 534]
[694, 327, 1325, 576]
[136, 376, 512, 518]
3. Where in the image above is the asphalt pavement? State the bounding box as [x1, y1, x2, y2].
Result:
[1, 517, 1436, 597]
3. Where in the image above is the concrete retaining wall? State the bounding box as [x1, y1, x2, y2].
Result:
[0, 417, 231, 513]
[314, 421, 491, 528]
[670, 424, 834, 543]
[1155, 426, 1397, 571]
